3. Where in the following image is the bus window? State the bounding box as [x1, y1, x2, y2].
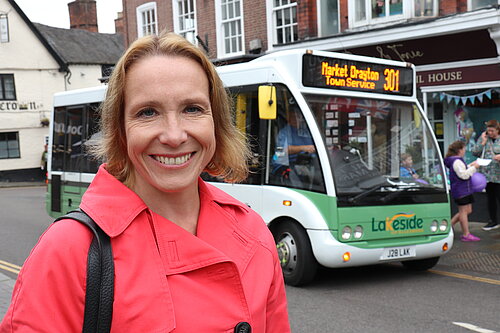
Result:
[269, 86, 325, 192]
[304, 94, 446, 205]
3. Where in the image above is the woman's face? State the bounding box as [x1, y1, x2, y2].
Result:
[486, 126, 499, 139]
[458, 147, 465, 157]
[123, 55, 215, 196]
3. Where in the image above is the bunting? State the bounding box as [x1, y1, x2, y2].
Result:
[435, 89, 498, 106]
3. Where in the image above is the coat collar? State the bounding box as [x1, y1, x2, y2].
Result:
[80, 165, 250, 238]
[79, 164, 148, 237]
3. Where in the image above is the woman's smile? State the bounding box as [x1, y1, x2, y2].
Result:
[151, 152, 194, 166]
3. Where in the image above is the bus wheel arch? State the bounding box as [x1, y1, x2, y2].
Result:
[269, 217, 318, 286]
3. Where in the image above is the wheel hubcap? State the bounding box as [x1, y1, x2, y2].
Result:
[276, 232, 297, 272]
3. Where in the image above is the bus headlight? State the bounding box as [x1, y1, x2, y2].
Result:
[439, 219, 448, 231]
[353, 225, 363, 239]
[341, 226, 352, 240]
[430, 220, 438, 232]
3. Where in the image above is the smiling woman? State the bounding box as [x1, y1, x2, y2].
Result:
[0, 32, 291, 332]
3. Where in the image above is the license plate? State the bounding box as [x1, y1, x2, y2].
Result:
[380, 246, 416, 260]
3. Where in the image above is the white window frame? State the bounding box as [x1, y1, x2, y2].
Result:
[347, 0, 414, 28]
[271, 0, 298, 45]
[467, 0, 499, 10]
[136, 2, 158, 37]
[172, 0, 198, 44]
[215, 0, 245, 58]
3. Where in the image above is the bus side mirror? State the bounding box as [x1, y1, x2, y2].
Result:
[258, 85, 277, 120]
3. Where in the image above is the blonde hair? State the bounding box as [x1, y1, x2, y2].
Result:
[92, 32, 250, 184]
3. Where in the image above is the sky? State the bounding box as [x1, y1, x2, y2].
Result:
[14, 0, 123, 34]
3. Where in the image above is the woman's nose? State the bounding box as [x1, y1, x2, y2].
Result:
[157, 113, 188, 147]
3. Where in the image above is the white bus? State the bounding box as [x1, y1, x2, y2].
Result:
[47, 49, 452, 286]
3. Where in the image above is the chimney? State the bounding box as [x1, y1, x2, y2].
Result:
[114, 12, 124, 35]
[68, 0, 98, 33]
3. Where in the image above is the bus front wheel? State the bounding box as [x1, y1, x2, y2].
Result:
[273, 220, 318, 286]
[401, 257, 440, 271]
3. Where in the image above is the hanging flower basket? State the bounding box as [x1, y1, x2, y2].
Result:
[40, 118, 50, 127]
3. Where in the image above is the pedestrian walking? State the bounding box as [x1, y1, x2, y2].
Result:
[0, 32, 290, 332]
[444, 141, 481, 241]
[472, 119, 500, 231]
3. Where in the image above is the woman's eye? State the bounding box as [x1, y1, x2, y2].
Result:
[138, 108, 156, 117]
[185, 106, 203, 114]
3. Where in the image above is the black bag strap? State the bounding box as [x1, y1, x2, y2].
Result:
[54, 208, 114, 333]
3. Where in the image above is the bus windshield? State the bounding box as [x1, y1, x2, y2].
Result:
[303, 94, 447, 206]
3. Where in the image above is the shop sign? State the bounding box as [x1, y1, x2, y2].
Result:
[417, 64, 500, 87]
[346, 30, 497, 66]
[0, 101, 40, 111]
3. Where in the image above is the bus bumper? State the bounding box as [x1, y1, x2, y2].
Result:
[307, 229, 454, 268]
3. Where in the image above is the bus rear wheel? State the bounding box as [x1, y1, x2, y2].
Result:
[401, 256, 440, 271]
[273, 220, 317, 286]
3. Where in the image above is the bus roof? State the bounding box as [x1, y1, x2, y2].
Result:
[53, 85, 107, 107]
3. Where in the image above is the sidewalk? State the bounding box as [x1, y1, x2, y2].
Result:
[0, 222, 498, 320]
[0, 272, 15, 319]
[0, 181, 45, 188]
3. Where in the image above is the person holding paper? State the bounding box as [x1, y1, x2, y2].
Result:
[444, 141, 481, 241]
[472, 119, 500, 231]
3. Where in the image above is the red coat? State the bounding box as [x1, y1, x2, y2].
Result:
[1, 166, 290, 332]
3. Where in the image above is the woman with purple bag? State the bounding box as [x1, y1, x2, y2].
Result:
[444, 141, 481, 242]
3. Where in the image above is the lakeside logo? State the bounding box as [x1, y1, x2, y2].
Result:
[372, 213, 424, 234]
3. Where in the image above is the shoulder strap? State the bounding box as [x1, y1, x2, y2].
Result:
[54, 209, 114, 333]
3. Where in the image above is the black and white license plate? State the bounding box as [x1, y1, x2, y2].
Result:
[380, 246, 416, 260]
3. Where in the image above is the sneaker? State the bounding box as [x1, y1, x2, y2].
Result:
[482, 222, 500, 231]
[461, 234, 480, 242]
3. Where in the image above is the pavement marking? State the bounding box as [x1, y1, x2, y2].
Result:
[0, 260, 21, 275]
[452, 322, 498, 333]
[429, 269, 500, 286]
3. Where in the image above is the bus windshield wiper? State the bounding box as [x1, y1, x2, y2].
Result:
[347, 182, 388, 204]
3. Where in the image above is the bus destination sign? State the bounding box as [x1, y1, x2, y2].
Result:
[302, 54, 414, 96]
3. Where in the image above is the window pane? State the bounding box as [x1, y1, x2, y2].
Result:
[228, 2, 234, 19]
[0, 132, 19, 159]
[277, 27, 283, 44]
[285, 26, 291, 43]
[284, 7, 290, 25]
[355, 0, 366, 21]
[372, 0, 386, 18]
[414, 0, 434, 17]
[320, 0, 339, 35]
[276, 10, 283, 26]
[235, 1, 240, 16]
[389, 0, 403, 15]
[222, 3, 227, 20]
[471, 0, 496, 9]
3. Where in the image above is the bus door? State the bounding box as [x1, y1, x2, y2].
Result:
[51, 105, 83, 212]
[51, 104, 99, 214]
